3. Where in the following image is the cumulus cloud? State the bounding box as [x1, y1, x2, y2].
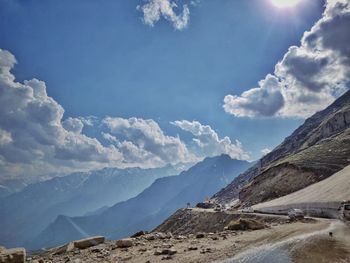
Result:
[171, 120, 249, 160]
[224, 0, 350, 118]
[102, 117, 197, 165]
[0, 48, 201, 181]
[0, 48, 249, 181]
[102, 132, 165, 166]
[137, 0, 191, 30]
[0, 48, 124, 180]
[224, 75, 285, 117]
[62, 117, 84, 134]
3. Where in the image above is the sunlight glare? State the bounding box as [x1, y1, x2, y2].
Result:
[270, 0, 301, 8]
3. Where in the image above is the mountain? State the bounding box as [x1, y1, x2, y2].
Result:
[0, 179, 28, 199]
[213, 90, 350, 206]
[30, 155, 250, 250]
[253, 164, 350, 216]
[0, 165, 183, 248]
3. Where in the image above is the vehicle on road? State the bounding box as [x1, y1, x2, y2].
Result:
[340, 201, 350, 221]
[214, 204, 223, 212]
[238, 207, 254, 213]
[288, 208, 304, 220]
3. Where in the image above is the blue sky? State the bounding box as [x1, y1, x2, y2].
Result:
[3, 0, 349, 180]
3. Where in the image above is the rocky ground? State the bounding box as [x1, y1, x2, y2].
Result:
[20, 215, 328, 263]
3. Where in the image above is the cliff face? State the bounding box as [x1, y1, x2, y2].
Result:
[213, 90, 350, 205]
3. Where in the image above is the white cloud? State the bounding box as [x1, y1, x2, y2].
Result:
[172, 120, 249, 160]
[62, 117, 84, 134]
[224, 0, 350, 118]
[0, 48, 124, 180]
[102, 132, 165, 167]
[0, 129, 12, 146]
[0, 48, 201, 181]
[137, 0, 190, 30]
[102, 117, 197, 165]
[0, 47, 250, 182]
[224, 74, 285, 117]
[261, 148, 271, 156]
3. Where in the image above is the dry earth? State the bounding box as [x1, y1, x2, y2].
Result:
[26, 217, 329, 263]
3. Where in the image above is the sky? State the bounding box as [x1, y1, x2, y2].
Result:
[0, 0, 349, 181]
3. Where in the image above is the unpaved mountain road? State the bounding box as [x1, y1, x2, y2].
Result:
[251, 165, 350, 219]
[220, 220, 350, 263]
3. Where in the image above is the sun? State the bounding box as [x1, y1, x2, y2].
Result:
[270, 0, 301, 8]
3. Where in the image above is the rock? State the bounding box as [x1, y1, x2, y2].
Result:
[161, 244, 173, 249]
[161, 255, 173, 260]
[0, 247, 5, 253]
[227, 218, 265, 231]
[145, 234, 156, 241]
[0, 247, 26, 263]
[120, 255, 132, 261]
[52, 236, 105, 254]
[156, 233, 167, 239]
[131, 230, 147, 238]
[116, 238, 134, 248]
[72, 236, 105, 249]
[188, 247, 198, 251]
[200, 248, 213, 254]
[154, 249, 177, 256]
[162, 249, 177, 255]
[196, 233, 205, 238]
[52, 244, 69, 255]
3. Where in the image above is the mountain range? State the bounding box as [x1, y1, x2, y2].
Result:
[0, 179, 29, 199]
[0, 165, 184, 248]
[29, 155, 250, 249]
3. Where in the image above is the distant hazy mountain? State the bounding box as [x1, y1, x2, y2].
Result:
[31, 155, 250, 249]
[213, 90, 350, 205]
[0, 165, 184, 248]
[0, 179, 28, 199]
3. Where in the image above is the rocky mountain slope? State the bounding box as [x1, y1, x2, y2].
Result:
[0, 165, 181, 248]
[22, 212, 329, 263]
[253, 164, 350, 215]
[30, 155, 250, 250]
[213, 90, 350, 205]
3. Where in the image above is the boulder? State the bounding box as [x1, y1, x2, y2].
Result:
[227, 218, 265, 231]
[52, 236, 105, 254]
[155, 232, 169, 239]
[0, 247, 26, 263]
[72, 236, 105, 249]
[145, 234, 156, 241]
[131, 230, 147, 238]
[116, 238, 133, 248]
[196, 233, 205, 238]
